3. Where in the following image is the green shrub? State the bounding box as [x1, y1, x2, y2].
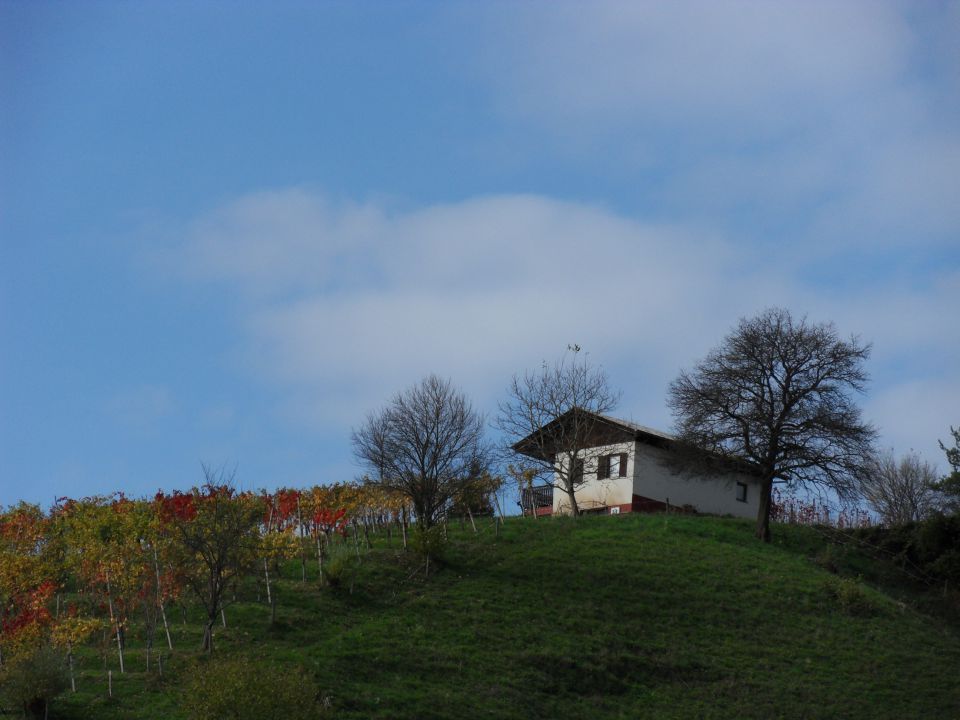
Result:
[0, 644, 69, 718]
[850, 514, 960, 584]
[322, 540, 357, 587]
[823, 576, 878, 616]
[916, 514, 960, 579]
[411, 523, 446, 561]
[182, 655, 323, 720]
[815, 544, 842, 574]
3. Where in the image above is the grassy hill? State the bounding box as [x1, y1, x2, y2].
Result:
[53, 513, 960, 719]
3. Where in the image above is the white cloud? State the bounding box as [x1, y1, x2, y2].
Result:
[485, 1, 910, 137]
[156, 4, 959, 470]
[471, 1, 960, 250]
[169, 188, 958, 470]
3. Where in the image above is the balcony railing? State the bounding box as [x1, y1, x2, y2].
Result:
[519, 485, 553, 515]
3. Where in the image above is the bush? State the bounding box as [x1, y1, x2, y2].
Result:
[823, 576, 878, 617]
[814, 544, 843, 574]
[411, 523, 446, 561]
[322, 540, 358, 587]
[915, 514, 960, 575]
[0, 644, 69, 718]
[850, 513, 960, 584]
[182, 655, 323, 720]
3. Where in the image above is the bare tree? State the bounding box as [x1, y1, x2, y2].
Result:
[667, 308, 877, 542]
[497, 349, 620, 516]
[860, 449, 940, 525]
[352, 375, 488, 528]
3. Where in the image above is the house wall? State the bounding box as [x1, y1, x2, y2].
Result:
[552, 441, 635, 515]
[552, 440, 760, 519]
[631, 442, 759, 519]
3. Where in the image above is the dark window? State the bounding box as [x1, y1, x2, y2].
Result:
[572, 458, 584, 483]
[598, 453, 628, 479]
[736, 482, 748, 503]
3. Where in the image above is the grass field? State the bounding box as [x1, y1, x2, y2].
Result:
[50, 513, 960, 719]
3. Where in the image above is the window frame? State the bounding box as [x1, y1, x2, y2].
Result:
[735, 482, 748, 503]
[598, 452, 628, 480]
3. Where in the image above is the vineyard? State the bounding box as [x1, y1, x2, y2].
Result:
[2, 499, 959, 719]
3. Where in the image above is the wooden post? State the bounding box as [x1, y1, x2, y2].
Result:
[105, 570, 125, 673]
[401, 509, 408, 552]
[108, 669, 112, 698]
[297, 493, 307, 582]
[316, 533, 324, 586]
[467, 508, 478, 534]
[67, 643, 76, 692]
[493, 492, 506, 523]
[220, 607, 227, 628]
[154, 547, 173, 650]
[263, 557, 272, 606]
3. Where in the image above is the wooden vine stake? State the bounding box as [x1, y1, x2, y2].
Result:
[67, 642, 76, 692]
[297, 493, 307, 582]
[154, 547, 173, 649]
[104, 570, 124, 673]
[467, 508, 478, 534]
[263, 557, 272, 607]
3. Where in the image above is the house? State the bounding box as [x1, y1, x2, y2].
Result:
[515, 410, 760, 519]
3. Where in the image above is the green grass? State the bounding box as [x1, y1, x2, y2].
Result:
[50, 514, 960, 719]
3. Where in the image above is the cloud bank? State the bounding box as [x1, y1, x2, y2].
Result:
[171, 188, 958, 468]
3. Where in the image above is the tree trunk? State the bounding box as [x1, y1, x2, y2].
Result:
[201, 616, 215, 653]
[565, 484, 579, 516]
[755, 477, 774, 542]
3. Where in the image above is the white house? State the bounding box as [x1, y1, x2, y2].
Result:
[515, 410, 761, 519]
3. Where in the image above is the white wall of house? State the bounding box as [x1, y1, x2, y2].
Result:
[632, 442, 759, 519]
[552, 440, 760, 519]
[552, 441, 635, 515]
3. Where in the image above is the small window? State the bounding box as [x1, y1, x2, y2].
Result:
[608, 454, 620, 477]
[736, 482, 748, 503]
[598, 453, 628, 479]
[572, 458, 584, 483]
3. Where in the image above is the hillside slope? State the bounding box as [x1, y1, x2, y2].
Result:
[58, 514, 960, 719]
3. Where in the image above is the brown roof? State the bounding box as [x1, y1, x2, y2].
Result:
[511, 409, 674, 460]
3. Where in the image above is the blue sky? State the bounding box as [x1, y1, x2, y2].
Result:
[2, 1, 958, 506]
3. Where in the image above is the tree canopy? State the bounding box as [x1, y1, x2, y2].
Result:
[352, 375, 489, 528]
[667, 308, 877, 541]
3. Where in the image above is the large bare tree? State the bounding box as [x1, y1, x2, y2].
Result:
[667, 308, 876, 541]
[497, 349, 620, 516]
[352, 375, 488, 528]
[860, 449, 940, 526]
